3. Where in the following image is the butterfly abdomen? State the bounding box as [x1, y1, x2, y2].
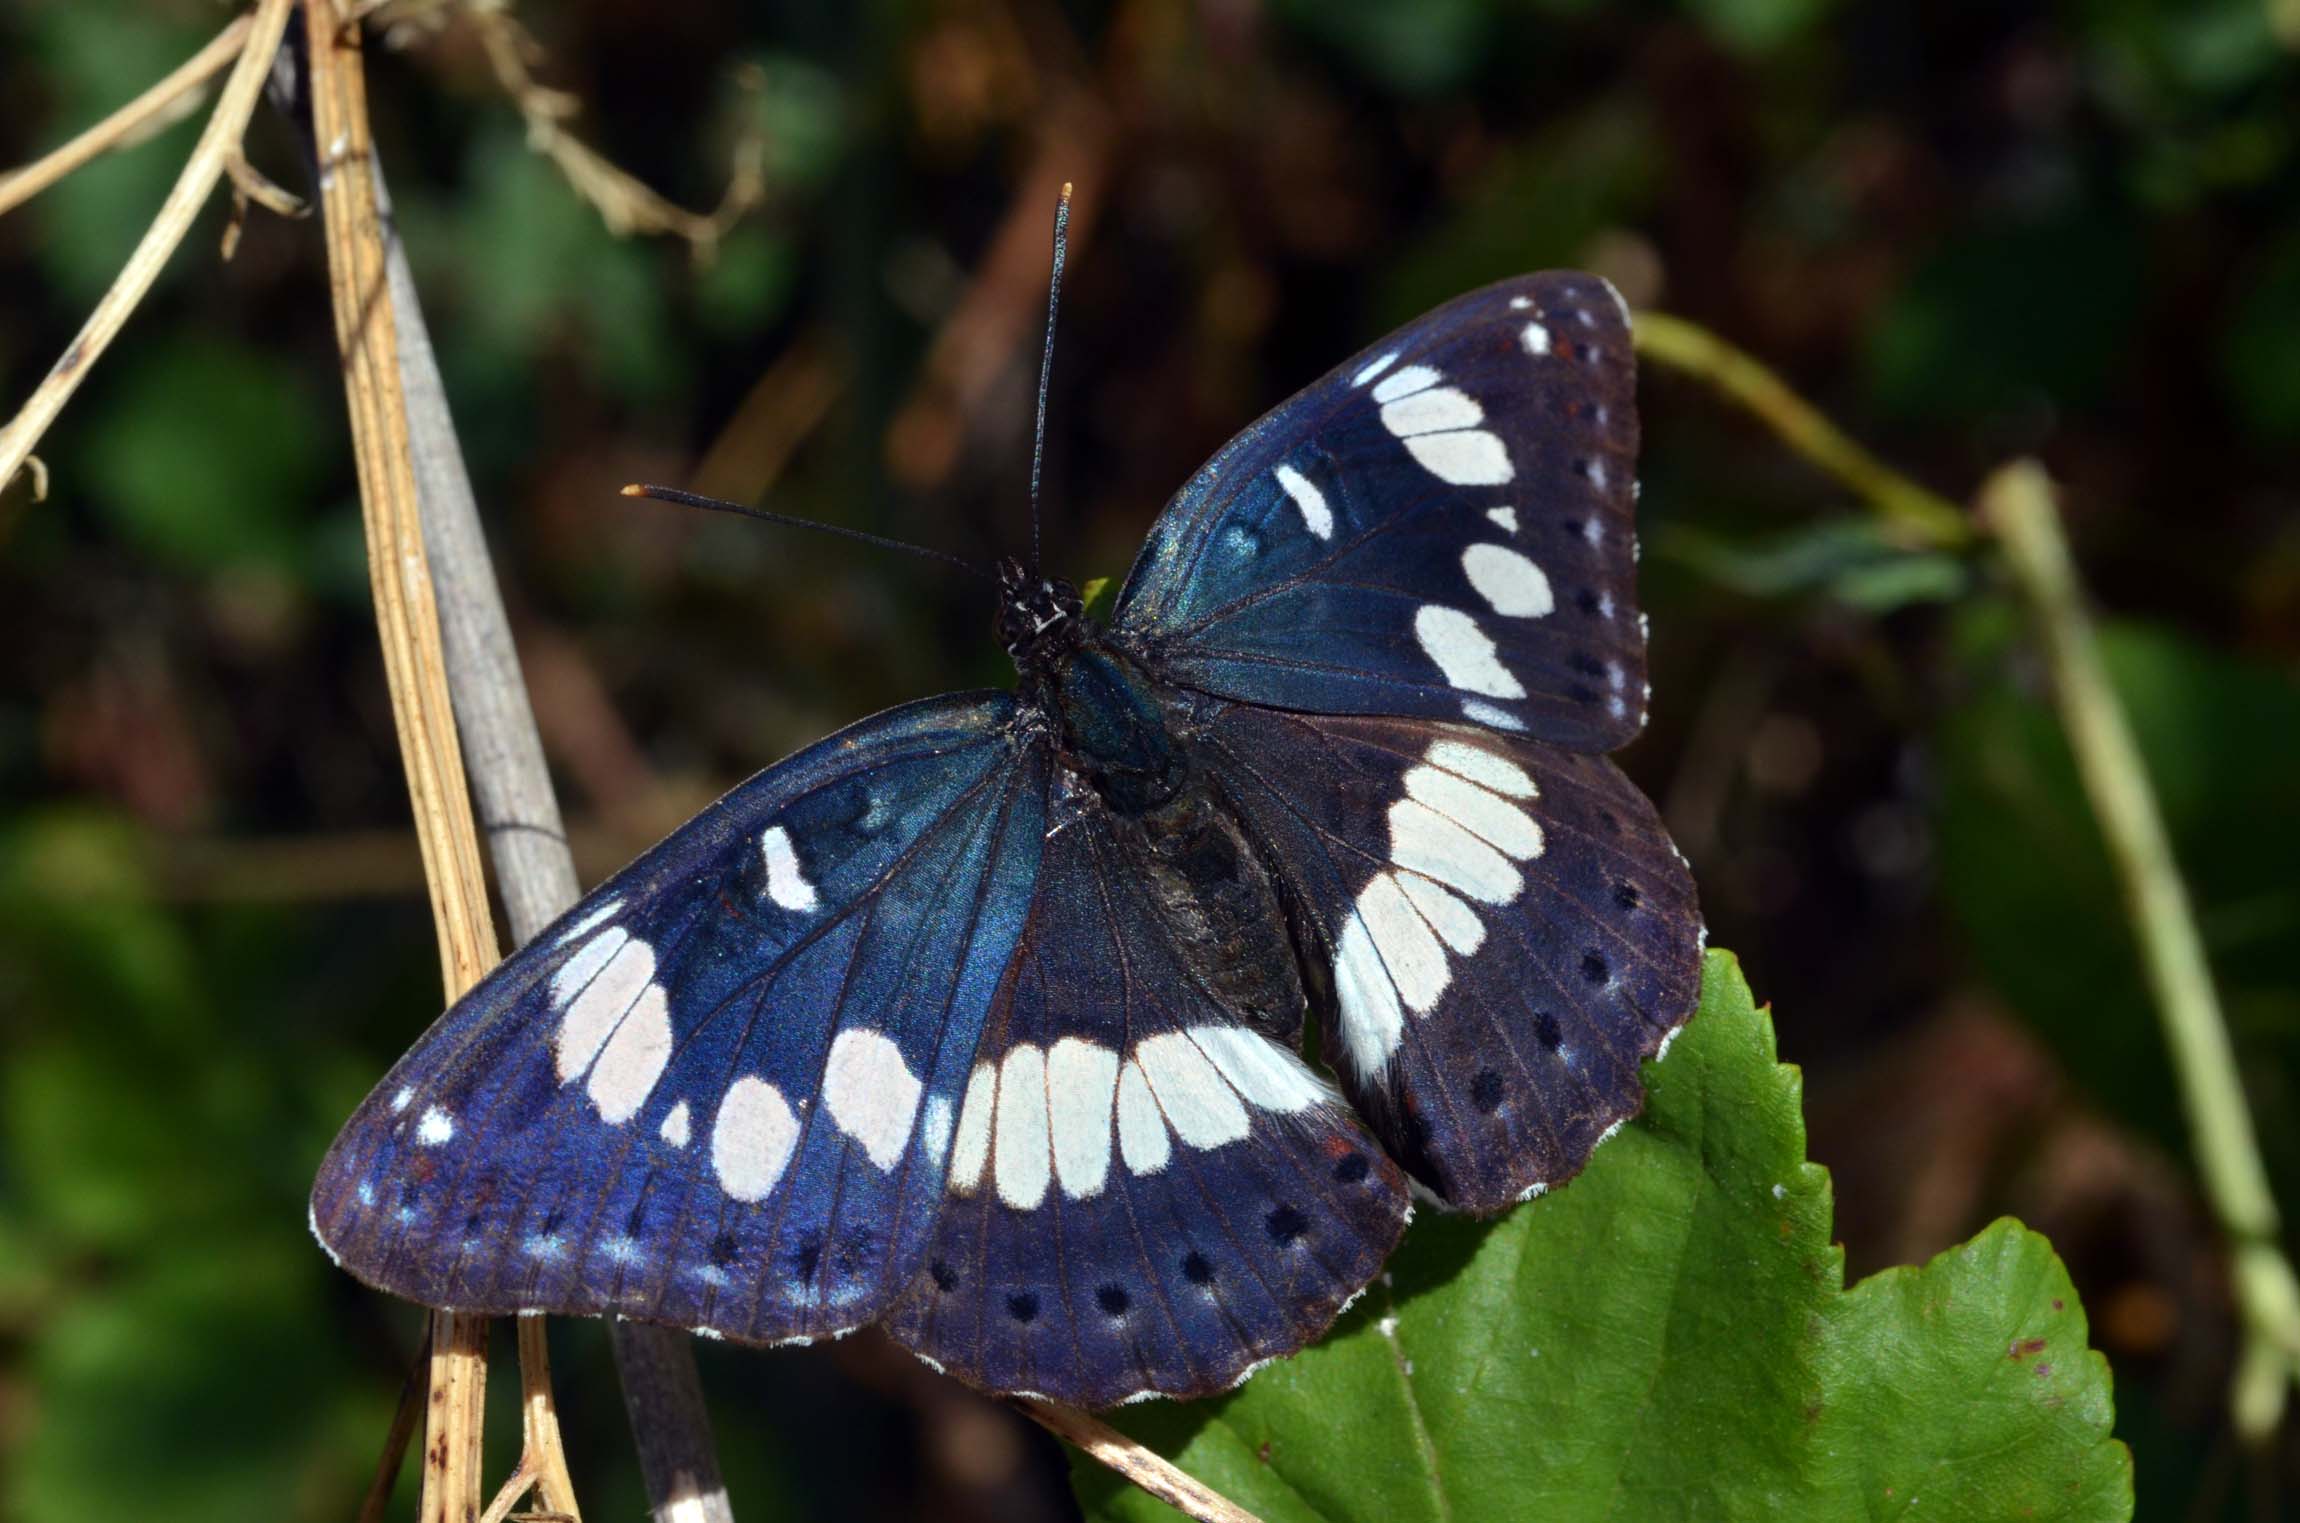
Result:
[1122, 785, 1306, 1047]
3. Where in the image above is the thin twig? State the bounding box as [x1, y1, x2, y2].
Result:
[0, 12, 255, 218]
[0, 0, 291, 498]
[367, 73, 734, 1523]
[463, 2, 764, 256]
[357, 1346, 432, 1523]
[304, 6, 505, 1518]
[1982, 460, 2300, 1440]
[1017, 1401, 1265, 1523]
[1632, 310, 1973, 553]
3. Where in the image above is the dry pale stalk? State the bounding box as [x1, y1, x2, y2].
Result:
[0, 0, 293, 497]
[1019, 1401, 1266, 1523]
[301, 5, 579, 1520]
[0, 12, 255, 218]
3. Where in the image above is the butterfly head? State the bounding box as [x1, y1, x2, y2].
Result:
[995, 556, 1086, 669]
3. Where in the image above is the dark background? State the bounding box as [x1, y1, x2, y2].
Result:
[3, 0, 2297, 1518]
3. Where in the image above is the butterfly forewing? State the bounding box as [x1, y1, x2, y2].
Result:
[311, 694, 1048, 1343]
[881, 811, 1410, 1405]
[314, 264, 1702, 1410]
[1115, 272, 1646, 751]
[1205, 707, 1701, 1213]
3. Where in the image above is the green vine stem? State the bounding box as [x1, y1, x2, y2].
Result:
[1982, 461, 2300, 1440]
[1634, 310, 2298, 1440]
[1632, 310, 1973, 552]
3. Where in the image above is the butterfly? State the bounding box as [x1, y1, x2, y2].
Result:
[310, 269, 1704, 1409]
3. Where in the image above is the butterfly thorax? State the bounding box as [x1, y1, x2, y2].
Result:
[1022, 613, 1309, 1046]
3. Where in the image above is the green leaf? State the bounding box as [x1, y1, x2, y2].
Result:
[79, 340, 332, 573]
[1075, 952, 2130, 1523]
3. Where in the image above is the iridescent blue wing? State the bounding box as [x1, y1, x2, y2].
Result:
[309, 694, 1048, 1345]
[1114, 272, 1644, 750]
[881, 799, 1411, 1405]
[1204, 707, 1702, 1214]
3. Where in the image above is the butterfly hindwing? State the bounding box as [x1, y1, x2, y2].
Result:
[310, 693, 1048, 1343]
[313, 264, 1704, 1409]
[882, 802, 1411, 1405]
[1205, 705, 1701, 1213]
[1115, 272, 1646, 751]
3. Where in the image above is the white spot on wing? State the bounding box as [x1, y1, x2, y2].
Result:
[660, 1100, 691, 1148]
[1461, 543, 1554, 618]
[949, 1062, 995, 1193]
[1389, 797, 1521, 904]
[1461, 699, 1525, 730]
[556, 932, 656, 1084]
[1273, 464, 1333, 539]
[994, 1044, 1052, 1210]
[822, 1029, 923, 1170]
[1370, 364, 1441, 403]
[558, 897, 623, 945]
[416, 1107, 454, 1146]
[1425, 739, 1536, 797]
[391, 1086, 413, 1114]
[1509, 295, 1534, 310]
[1351, 350, 1400, 387]
[1405, 765, 1544, 858]
[1521, 321, 1552, 356]
[1135, 1032, 1252, 1149]
[1380, 386, 1483, 437]
[760, 826, 818, 912]
[1046, 1037, 1120, 1199]
[1405, 430, 1513, 486]
[1334, 906, 1405, 1074]
[1413, 606, 1525, 698]
[1354, 871, 1449, 1012]
[1191, 1025, 1328, 1113]
[1397, 872, 1483, 956]
[921, 1094, 954, 1163]
[587, 983, 672, 1124]
[1486, 507, 1518, 533]
[712, 1076, 800, 1202]
[551, 925, 629, 1011]
[1116, 1061, 1171, 1174]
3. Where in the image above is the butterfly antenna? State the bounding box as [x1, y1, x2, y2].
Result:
[620, 484, 995, 582]
[1029, 181, 1072, 574]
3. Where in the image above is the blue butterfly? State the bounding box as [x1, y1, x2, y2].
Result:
[311, 270, 1703, 1408]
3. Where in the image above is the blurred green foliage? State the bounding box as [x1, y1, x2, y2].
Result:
[3, 0, 2298, 1517]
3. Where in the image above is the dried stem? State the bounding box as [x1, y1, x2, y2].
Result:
[0, 0, 293, 497]
[463, 2, 763, 255]
[302, 6, 507, 1519]
[477, 1319, 583, 1523]
[357, 1348, 432, 1523]
[1632, 310, 1973, 553]
[0, 12, 255, 218]
[1018, 1401, 1265, 1523]
[366, 54, 735, 1523]
[1981, 461, 2300, 1441]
